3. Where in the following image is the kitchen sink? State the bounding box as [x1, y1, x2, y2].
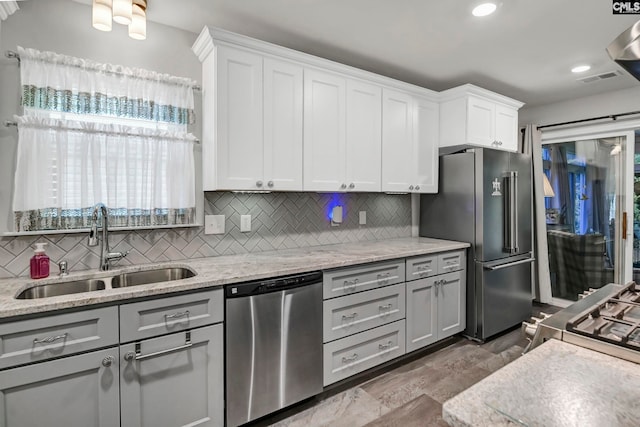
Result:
[16, 279, 107, 299]
[111, 267, 196, 288]
[14, 266, 197, 299]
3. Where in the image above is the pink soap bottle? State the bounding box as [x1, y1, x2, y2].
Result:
[30, 242, 50, 279]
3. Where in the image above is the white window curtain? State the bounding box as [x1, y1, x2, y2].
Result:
[522, 124, 552, 303]
[12, 47, 197, 232]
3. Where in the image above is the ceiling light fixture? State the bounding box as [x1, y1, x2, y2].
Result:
[472, 2, 497, 17]
[92, 0, 147, 40]
[571, 65, 591, 73]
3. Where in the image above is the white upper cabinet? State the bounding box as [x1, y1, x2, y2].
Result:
[196, 42, 303, 191]
[382, 89, 439, 193]
[303, 69, 347, 192]
[382, 89, 413, 193]
[215, 45, 264, 191]
[439, 84, 524, 153]
[303, 71, 383, 192]
[345, 79, 382, 192]
[193, 27, 438, 194]
[264, 57, 304, 191]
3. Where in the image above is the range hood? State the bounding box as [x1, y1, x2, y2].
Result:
[607, 20, 640, 81]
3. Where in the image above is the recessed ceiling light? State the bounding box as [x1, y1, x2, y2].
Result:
[571, 65, 591, 73]
[472, 3, 497, 17]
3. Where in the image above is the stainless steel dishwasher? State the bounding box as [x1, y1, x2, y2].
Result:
[225, 271, 323, 427]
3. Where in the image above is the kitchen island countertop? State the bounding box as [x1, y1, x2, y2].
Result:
[0, 237, 469, 319]
[443, 339, 640, 426]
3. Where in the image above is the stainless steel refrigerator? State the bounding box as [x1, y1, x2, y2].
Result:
[420, 148, 533, 341]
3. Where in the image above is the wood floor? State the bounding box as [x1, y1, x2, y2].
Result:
[250, 303, 561, 427]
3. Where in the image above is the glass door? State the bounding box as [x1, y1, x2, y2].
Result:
[542, 137, 625, 301]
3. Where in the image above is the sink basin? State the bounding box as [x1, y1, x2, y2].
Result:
[111, 267, 195, 288]
[16, 279, 107, 299]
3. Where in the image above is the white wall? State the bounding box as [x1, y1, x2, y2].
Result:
[519, 86, 640, 127]
[0, 0, 203, 232]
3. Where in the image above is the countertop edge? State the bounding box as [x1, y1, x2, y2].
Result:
[0, 237, 470, 320]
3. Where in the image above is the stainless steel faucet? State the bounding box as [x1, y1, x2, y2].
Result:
[88, 203, 129, 271]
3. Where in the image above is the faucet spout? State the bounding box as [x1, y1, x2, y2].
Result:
[88, 203, 128, 271]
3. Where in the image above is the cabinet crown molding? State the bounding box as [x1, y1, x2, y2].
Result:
[191, 25, 439, 101]
[439, 83, 524, 109]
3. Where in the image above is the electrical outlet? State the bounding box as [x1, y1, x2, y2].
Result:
[240, 215, 251, 232]
[204, 215, 225, 235]
[359, 211, 367, 225]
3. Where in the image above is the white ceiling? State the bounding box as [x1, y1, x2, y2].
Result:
[88, 0, 640, 108]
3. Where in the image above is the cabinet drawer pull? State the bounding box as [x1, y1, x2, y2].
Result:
[341, 353, 359, 363]
[343, 278, 359, 290]
[378, 340, 394, 350]
[165, 310, 190, 321]
[126, 331, 192, 362]
[379, 303, 393, 311]
[33, 333, 68, 344]
[416, 265, 432, 275]
[341, 312, 358, 321]
[377, 272, 390, 282]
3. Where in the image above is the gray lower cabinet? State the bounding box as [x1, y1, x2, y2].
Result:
[0, 347, 119, 427]
[120, 323, 224, 427]
[406, 270, 465, 353]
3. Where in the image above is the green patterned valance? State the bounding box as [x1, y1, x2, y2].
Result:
[21, 85, 194, 125]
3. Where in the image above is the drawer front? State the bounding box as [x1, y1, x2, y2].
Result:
[0, 306, 118, 370]
[120, 288, 223, 343]
[323, 320, 405, 386]
[406, 254, 438, 281]
[323, 260, 405, 300]
[438, 250, 466, 274]
[323, 283, 405, 343]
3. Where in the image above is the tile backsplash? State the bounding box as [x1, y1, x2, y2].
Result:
[0, 192, 411, 278]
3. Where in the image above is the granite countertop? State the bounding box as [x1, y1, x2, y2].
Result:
[0, 237, 469, 320]
[443, 339, 640, 427]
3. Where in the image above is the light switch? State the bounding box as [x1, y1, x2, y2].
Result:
[240, 215, 251, 232]
[204, 215, 225, 235]
[359, 211, 367, 225]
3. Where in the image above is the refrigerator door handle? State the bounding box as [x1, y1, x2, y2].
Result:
[503, 171, 519, 254]
[511, 171, 519, 253]
[484, 257, 535, 271]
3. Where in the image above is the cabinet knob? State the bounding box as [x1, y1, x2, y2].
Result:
[340, 183, 347, 189]
[256, 180, 263, 187]
[409, 185, 414, 190]
[415, 185, 420, 190]
[102, 355, 115, 367]
[348, 183, 355, 189]
[267, 181, 274, 188]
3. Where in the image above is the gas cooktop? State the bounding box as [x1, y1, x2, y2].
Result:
[523, 282, 640, 365]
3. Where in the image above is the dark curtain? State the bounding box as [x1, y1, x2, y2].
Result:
[550, 146, 573, 228]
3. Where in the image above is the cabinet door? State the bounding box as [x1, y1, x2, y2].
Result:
[413, 96, 439, 193]
[303, 69, 346, 191]
[382, 88, 414, 192]
[0, 347, 119, 427]
[437, 271, 465, 339]
[120, 324, 223, 427]
[466, 96, 494, 147]
[494, 104, 518, 152]
[406, 278, 438, 352]
[345, 79, 382, 192]
[216, 45, 264, 190]
[264, 58, 303, 191]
